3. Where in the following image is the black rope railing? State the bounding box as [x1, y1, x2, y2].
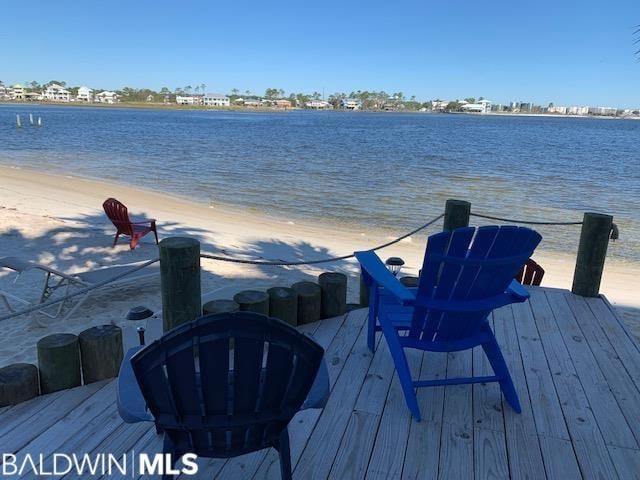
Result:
[470, 212, 583, 226]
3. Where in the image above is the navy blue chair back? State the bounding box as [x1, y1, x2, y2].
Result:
[131, 312, 324, 458]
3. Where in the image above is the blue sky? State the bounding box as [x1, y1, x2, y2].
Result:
[2, 0, 639, 107]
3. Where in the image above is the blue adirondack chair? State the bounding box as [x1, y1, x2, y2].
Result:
[117, 312, 328, 480]
[356, 225, 542, 420]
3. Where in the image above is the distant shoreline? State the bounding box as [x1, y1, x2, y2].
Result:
[1, 101, 638, 120]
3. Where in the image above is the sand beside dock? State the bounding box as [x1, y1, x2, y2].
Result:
[1, 164, 639, 365]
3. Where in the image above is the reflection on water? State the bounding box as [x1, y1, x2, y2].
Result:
[1, 105, 638, 261]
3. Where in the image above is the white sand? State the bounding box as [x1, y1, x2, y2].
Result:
[1, 165, 639, 365]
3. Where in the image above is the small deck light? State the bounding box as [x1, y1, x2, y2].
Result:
[385, 257, 405, 276]
[126, 305, 154, 321]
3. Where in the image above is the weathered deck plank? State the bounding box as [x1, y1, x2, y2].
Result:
[1, 288, 639, 480]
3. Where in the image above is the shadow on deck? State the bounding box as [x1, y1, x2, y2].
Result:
[1, 286, 639, 479]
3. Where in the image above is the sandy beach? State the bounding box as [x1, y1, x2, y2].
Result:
[1, 164, 639, 366]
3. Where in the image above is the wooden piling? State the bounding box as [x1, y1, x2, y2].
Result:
[572, 212, 613, 297]
[233, 290, 269, 315]
[318, 272, 347, 318]
[160, 237, 201, 332]
[444, 199, 471, 231]
[0, 364, 39, 407]
[203, 299, 240, 315]
[267, 287, 298, 326]
[79, 325, 123, 383]
[37, 334, 81, 393]
[291, 281, 322, 324]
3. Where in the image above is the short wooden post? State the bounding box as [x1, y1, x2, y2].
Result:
[0, 364, 39, 406]
[444, 199, 471, 231]
[359, 274, 369, 307]
[267, 287, 298, 326]
[203, 299, 240, 315]
[37, 334, 81, 393]
[79, 325, 123, 383]
[233, 290, 269, 315]
[291, 281, 322, 324]
[318, 272, 347, 318]
[160, 237, 201, 332]
[572, 212, 613, 297]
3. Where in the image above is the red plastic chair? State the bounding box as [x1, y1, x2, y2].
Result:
[515, 258, 545, 286]
[102, 198, 159, 250]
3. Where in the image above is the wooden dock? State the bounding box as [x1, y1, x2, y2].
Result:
[1, 286, 639, 479]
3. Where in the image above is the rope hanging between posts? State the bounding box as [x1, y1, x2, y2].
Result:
[470, 212, 619, 241]
[200, 213, 445, 266]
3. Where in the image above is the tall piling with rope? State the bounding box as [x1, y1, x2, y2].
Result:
[571, 212, 614, 297]
[159, 237, 201, 331]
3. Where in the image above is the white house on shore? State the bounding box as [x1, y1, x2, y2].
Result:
[176, 95, 202, 105]
[305, 100, 331, 109]
[76, 86, 93, 102]
[202, 93, 230, 107]
[460, 99, 492, 114]
[341, 98, 361, 110]
[11, 84, 26, 100]
[96, 91, 118, 104]
[43, 84, 71, 102]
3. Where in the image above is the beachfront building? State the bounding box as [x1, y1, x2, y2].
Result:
[547, 105, 568, 115]
[341, 98, 361, 110]
[11, 84, 26, 100]
[588, 106, 617, 116]
[275, 99, 292, 109]
[243, 99, 262, 107]
[96, 91, 119, 104]
[567, 106, 589, 115]
[43, 84, 71, 102]
[202, 93, 230, 107]
[461, 99, 492, 114]
[76, 86, 93, 102]
[0, 83, 7, 100]
[176, 95, 203, 106]
[431, 100, 449, 112]
[305, 100, 331, 109]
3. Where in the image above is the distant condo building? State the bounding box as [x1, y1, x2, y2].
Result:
[431, 100, 449, 112]
[202, 93, 230, 107]
[76, 86, 93, 102]
[96, 91, 118, 104]
[566, 106, 589, 115]
[547, 106, 568, 114]
[43, 84, 70, 102]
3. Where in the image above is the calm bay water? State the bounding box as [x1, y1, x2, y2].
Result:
[1, 104, 638, 261]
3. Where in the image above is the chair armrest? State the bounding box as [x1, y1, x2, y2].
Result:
[354, 250, 415, 306]
[117, 346, 154, 423]
[130, 218, 156, 225]
[302, 358, 329, 410]
[507, 279, 530, 302]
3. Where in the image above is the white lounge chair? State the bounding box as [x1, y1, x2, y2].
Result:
[0, 257, 159, 324]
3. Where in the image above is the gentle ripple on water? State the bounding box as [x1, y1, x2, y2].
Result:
[0, 104, 638, 262]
